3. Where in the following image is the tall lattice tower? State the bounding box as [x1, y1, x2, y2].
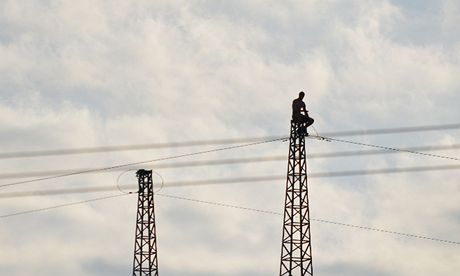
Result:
[279, 120, 313, 276]
[132, 169, 159, 276]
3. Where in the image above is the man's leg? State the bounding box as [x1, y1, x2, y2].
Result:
[296, 116, 309, 136]
[305, 117, 314, 128]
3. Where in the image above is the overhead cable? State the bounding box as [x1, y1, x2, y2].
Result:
[2, 143, 459, 180]
[1, 123, 459, 159]
[311, 136, 460, 162]
[2, 134, 459, 190]
[1, 164, 460, 198]
[0, 193, 132, 218]
[0, 137, 287, 189]
[0, 190, 457, 246]
[156, 193, 460, 245]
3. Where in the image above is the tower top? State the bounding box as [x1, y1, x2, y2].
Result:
[136, 169, 152, 178]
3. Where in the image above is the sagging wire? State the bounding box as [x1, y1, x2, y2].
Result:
[308, 135, 460, 162]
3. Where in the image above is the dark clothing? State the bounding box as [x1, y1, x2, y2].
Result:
[297, 116, 314, 127]
[292, 97, 314, 131]
[292, 98, 306, 118]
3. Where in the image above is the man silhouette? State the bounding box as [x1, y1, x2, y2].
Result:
[292, 91, 314, 135]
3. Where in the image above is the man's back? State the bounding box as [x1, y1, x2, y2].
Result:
[292, 98, 305, 117]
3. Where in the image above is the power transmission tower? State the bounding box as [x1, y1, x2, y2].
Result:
[132, 169, 159, 276]
[279, 121, 313, 276]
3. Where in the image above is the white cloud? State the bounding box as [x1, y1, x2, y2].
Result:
[0, 1, 459, 275]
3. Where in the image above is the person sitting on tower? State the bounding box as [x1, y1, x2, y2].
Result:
[292, 91, 314, 135]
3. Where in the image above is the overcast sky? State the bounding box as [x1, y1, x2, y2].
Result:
[1, 1, 459, 275]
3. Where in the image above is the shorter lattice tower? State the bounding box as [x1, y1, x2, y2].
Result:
[279, 120, 313, 276]
[132, 169, 159, 276]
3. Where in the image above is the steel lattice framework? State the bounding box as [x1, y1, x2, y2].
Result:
[279, 121, 313, 276]
[132, 169, 159, 276]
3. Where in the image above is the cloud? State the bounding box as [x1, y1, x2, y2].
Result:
[1, 1, 459, 275]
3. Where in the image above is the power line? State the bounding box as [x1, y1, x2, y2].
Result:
[0, 137, 287, 189]
[0, 193, 132, 218]
[1, 164, 459, 198]
[309, 144, 460, 158]
[321, 123, 460, 137]
[2, 143, 459, 180]
[0, 156, 286, 180]
[1, 123, 459, 159]
[311, 136, 460, 162]
[0, 138, 279, 159]
[0, 190, 457, 246]
[155, 193, 460, 245]
[146, 164, 460, 188]
[0, 186, 119, 198]
[1, 133, 459, 191]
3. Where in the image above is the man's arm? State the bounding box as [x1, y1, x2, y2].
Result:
[301, 102, 308, 114]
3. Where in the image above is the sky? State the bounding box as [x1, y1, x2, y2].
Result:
[0, 0, 459, 275]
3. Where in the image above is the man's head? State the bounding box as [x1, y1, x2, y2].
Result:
[299, 91, 305, 99]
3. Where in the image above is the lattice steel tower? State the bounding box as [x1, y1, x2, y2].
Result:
[279, 121, 313, 276]
[132, 169, 159, 276]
